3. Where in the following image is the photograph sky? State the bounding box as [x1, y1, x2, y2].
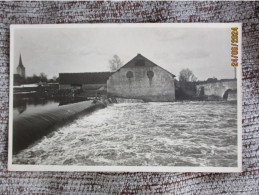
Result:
[13, 24, 234, 81]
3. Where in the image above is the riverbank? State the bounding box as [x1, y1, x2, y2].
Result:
[13, 100, 106, 154]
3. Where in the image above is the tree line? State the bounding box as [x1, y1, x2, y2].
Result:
[26, 73, 59, 83]
[14, 73, 59, 84]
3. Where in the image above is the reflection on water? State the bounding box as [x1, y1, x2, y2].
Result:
[13, 101, 238, 167]
[13, 98, 59, 118]
[13, 96, 89, 118]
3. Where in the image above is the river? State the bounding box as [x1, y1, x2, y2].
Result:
[13, 101, 237, 167]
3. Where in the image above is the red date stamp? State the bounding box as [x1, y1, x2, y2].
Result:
[231, 27, 238, 67]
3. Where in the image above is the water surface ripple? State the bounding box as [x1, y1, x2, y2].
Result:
[13, 101, 237, 167]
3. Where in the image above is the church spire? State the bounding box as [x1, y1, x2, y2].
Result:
[18, 53, 24, 68]
[16, 53, 25, 78]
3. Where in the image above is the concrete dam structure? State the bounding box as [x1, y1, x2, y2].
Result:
[196, 79, 237, 100]
[13, 101, 105, 154]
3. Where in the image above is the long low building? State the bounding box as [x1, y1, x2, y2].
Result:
[59, 72, 112, 97]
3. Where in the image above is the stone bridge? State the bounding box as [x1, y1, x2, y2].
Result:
[196, 79, 237, 100]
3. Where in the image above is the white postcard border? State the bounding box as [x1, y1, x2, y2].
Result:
[8, 23, 242, 172]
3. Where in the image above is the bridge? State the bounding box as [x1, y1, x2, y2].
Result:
[196, 79, 237, 100]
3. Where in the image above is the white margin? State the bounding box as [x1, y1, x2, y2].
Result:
[237, 23, 242, 172]
[8, 23, 242, 172]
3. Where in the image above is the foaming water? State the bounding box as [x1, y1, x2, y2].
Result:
[13, 101, 237, 167]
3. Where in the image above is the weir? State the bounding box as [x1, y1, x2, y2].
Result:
[13, 101, 237, 167]
[13, 100, 105, 154]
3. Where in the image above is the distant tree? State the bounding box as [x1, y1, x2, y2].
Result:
[52, 76, 58, 82]
[109, 55, 123, 72]
[39, 72, 48, 82]
[207, 77, 218, 82]
[32, 74, 40, 83]
[179, 68, 197, 82]
[25, 73, 47, 83]
[48, 76, 58, 83]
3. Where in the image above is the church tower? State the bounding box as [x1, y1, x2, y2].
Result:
[16, 54, 25, 78]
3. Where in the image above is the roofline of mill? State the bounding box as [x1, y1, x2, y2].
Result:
[140, 54, 176, 77]
[59, 72, 112, 75]
[109, 54, 176, 77]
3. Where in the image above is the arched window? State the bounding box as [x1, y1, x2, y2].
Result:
[126, 71, 133, 78]
[147, 70, 154, 79]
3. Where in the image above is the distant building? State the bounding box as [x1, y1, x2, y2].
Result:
[16, 54, 26, 78]
[59, 72, 112, 96]
[13, 54, 26, 85]
[107, 54, 176, 102]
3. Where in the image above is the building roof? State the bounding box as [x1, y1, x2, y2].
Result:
[114, 54, 176, 77]
[59, 72, 112, 85]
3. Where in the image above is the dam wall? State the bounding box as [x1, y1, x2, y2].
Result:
[13, 101, 105, 154]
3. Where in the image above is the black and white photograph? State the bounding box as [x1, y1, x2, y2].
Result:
[8, 24, 242, 172]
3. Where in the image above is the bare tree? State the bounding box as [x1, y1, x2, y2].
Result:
[109, 55, 123, 72]
[179, 68, 197, 82]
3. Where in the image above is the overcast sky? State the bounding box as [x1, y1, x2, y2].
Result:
[13, 25, 234, 81]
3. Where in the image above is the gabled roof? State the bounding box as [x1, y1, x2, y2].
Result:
[113, 54, 175, 77]
[59, 72, 112, 85]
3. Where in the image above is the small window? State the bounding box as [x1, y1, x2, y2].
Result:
[147, 70, 154, 79]
[135, 59, 145, 66]
[126, 71, 133, 78]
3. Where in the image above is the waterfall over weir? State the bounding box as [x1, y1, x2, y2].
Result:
[13, 100, 105, 154]
[13, 101, 238, 167]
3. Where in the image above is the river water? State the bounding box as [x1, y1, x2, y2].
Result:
[13, 101, 237, 167]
